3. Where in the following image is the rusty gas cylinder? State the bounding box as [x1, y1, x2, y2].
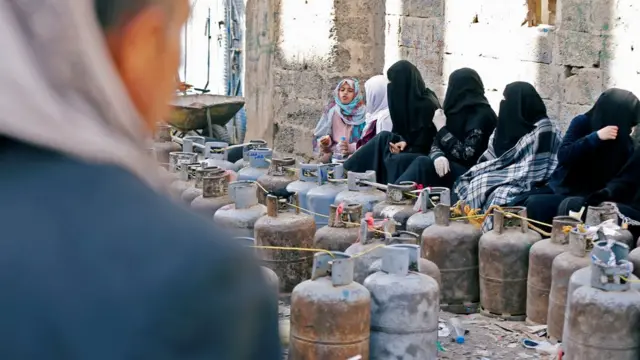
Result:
[365, 245, 439, 359]
[181, 166, 224, 205]
[372, 182, 418, 231]
[153, 123, 180, 163]
[630, 248, 640, 277]
[168, 149, 198, 174]
[234, 237, 280, 295]
[563, 241, 640, 360]
[334, 171, 386, 213]
[546, 226, 594, 341]
[190, 171, 233, 218]
[289, 252, 371, 360]
[214, 181, 267, 237]
[168, 162, 198, 199]
[562, 240, 640, 347]
[406, 187, 452, 236]
[314, 203, 363, 252]
[479, 207, 542, 320]
[254, 194, 316, 293]
[256, 157, 297, 204]
[344, 218, 396, 284]
[422, 203, 483, 314]
[368, 231, 442, 289]
[526, 216, 582, 325]
[585, 203, 634, 247]
[235, 139, 268, 169]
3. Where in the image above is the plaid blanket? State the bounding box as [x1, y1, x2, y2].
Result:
[454, 118, 562, 231]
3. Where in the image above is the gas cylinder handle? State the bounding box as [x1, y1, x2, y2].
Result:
[493, 207, 528, 234]
[590, 240, 632, 291]
[242, 140, 267, 162]
[386, 182, 417, 204]
[387, 244, 421, 273]
[329, 203, 362, 228]
[381, 246, 410, 276]
[434, 204, 451, 226]
[204, 141, 228, 160]
[346, 170, 377, 191]
[194, 166, 223, 189]
[248, 148, 273, 169]
[268, 157, 296, 176]
[265, 193, 300, 217]
[585, 203, 619, 226]
[182, 138, 194, 153]
[568, 227, 594, 257]
[169, 151, 198, 172]
[550, 216, 582, 245]
[311, 252, 353, 286]
[229, 181, 259, 208]
[202, 172, 228, 198]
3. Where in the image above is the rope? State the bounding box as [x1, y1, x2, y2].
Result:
[251, 245, 335, 258]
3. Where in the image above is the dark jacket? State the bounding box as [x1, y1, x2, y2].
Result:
[0, 138, 281, 360]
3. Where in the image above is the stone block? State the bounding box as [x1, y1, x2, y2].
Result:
[273, 98, 325, 129]
[553, 30, 602, 68]
[560, 68, 604, 105]
[401, 46, 443, 87]
[405, 0, 444, 19]
[335, 0, 385, 15]
[556, 0, 612, 35]
[273, 69, 329, 100]
[510, 27, 555, 64]
[334, 41, 385, 76]
[399, 17, 443, 50]
[543, 99, 561, 124]
[273, 124, 315, 156]
[516, 63, 563, 100]
[335, 15, 385, 45]
[557, 103, 592, 129]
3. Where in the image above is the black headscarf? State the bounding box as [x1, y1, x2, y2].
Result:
[442, 68, 496, 139]
[387, 60, 440, 146]
[493, 81, 547, 157]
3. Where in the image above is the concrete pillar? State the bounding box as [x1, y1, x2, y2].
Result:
[244, 0, 385, 157]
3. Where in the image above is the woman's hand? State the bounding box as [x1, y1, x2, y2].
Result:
[389, 141, 407, 154]
[338, 140, 349, 154]
[432, 109, 446, 130]
[597, 126, 618, 141]
[434, 157, 450, 177]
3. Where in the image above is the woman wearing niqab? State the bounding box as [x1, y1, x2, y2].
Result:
[344, 60, 440, 183]
[394, 68, 497, 190]
[523, 88, 640, 226]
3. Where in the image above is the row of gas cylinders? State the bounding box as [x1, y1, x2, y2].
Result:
[154, 136, 640, 359]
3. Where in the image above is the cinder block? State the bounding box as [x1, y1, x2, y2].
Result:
[273, 69, 329, 100]
[399, 17, 443, 49]
[273, 98, 325, 129]
[405, 0, 444, 19]
[335, 0, 385, 15]
[557, 103, 592, 128]
[334, 42, 385, 75]
[556, 0, 612, 35]
[274, 124, 316, 156]
[335, 16, 379, 44]
[543, 99, 561, 124]
[553, 30, 602, 68]
[561, 68, 604, 105]
[400, 46, 443, 87]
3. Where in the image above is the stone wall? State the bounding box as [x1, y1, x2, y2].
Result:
[245, 0, 385, 158]
[245, 0, 640, 156]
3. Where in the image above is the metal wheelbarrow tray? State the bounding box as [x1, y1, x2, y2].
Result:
[167, 94, 245, 132]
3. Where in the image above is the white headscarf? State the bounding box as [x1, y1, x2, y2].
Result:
[0, 0, 160, 188]
[363, 75, 392, 134]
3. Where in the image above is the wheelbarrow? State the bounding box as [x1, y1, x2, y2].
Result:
[167, 93, 245, 144]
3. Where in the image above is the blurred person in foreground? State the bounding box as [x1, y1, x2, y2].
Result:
[0, 1, 280, 359]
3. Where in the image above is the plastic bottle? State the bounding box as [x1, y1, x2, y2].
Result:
[449, 317, 466, 344]
[332, 137, 346, 163]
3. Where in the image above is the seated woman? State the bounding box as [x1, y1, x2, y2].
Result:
[357, 75, 392, 149]
[394, 68, 497, 190]
[454, 81, 562, 231]
[523, 88, 640, 225]
[345, 60, 440, 183]
[313, 78, 366, 163]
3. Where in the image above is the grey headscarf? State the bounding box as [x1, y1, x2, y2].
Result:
[0, 0, 161, 188]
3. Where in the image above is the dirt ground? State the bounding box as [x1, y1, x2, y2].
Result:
[279, 302, 560, 360]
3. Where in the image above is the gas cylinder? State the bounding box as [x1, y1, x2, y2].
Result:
[372, 182, 418, 231]
[422, 203, 483, 314]
[585, 202, 634, 247]
[181, 166, 224, 205]
[214, 181, 267, 237]
[202, 141, 242, 172]
[254, 194, 316, 293]
[364, 245, 440, 360]
[153, 123, 180, 163]
[307, 163, 348, 228]
[334, 171, 386, 214]
[234, 237, 280, 295]
[286, 164, 328, 219]
[256, 157, 297, 204]
[406, 187, 452, 235]
[235, 139, 267, 168]
[369, 232, 442, 289]
[345, 218, 396, 284]
[526, 216, 582, 325]
[168, 163, 197, 199]
[563, 241, 640, 360]
[289, 252, 371, 359]
[546, 226, 594, 341]
[190, 171, 234, 218]
[237, 147, 272, 182]
[630, 247, 640, 277]
[168, 148, 198, 174]
[479, 207, 542, 320]
[563, 240, 640, 347]
[314, 203, 362, 251]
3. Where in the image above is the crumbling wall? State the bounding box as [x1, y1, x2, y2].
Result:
[245, 0, 385, 158]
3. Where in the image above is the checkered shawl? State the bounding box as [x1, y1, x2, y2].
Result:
[454, 118, 562, 231]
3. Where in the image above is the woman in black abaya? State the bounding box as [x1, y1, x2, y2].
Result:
[344, 60, 440, 183]
[394, 68, 497, 189]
